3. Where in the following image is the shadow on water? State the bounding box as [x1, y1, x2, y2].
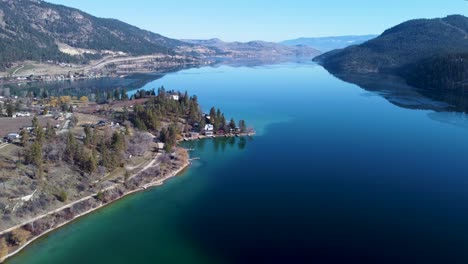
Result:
[0, 73, 165, 98]
[332, 72, 468, 113]
[185, 136, 253, 154]
[0, 63, 204, 98]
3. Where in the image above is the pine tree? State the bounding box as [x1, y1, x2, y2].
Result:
[31, 116, 38, 129]
[20, 129, 29, 147]
[239, 120, 246, 133]
[84, 125, 92, 146]
[65, 132, 77, 162]
[229, 118, 236, 130]
[45, 122, 55, 140]
[29, 140, 43, 167]
[209, 107, 216, 124]
[6, 102, 14, 117]
[35, 125, 45, 143]
[85, 152, 97, 173]
[100, 140, 114, 170]
[121, 106, 129, 122]
[121, 89, 129, 100]
[114, 89, 120, 101]
[111, 132, 125, 153]
[220, 114, 226, 131]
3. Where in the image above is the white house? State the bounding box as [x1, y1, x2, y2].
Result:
[171, 95, 180, 101]
[7, 133, 20, 140]
[156, 142, 165, 152]
[204, 124, 214, 131]
[15, 112, 31, 117]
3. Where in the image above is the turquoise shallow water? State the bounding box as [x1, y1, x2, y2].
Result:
[8, 63, 468, 264]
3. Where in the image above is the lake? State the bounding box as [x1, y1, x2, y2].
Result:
[7, 62, 468, 263]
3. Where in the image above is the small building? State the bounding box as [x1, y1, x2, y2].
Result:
[171, 95, 180, 101]
[16, 112, 31, 117]
[7, 133, 20, 140]
[204, 124, 214, 131]
[205, 131, 214, 136]
[156, 142, 165, 152]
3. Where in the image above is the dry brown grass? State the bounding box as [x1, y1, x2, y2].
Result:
[74, 113, 104, 126]
[0, 117, 59, 138]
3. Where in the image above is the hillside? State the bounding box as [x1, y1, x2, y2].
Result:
[0, 0, 189, 69]
[314, 15, 468, 91]
[182, 38, 321, 59]
[399, 53, 468, 91]
[281, 35, 377, 52]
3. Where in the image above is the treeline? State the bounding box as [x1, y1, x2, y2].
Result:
[399, 53, 468, 91]
[207, 106, 247, 133]
[95, 88, 129, 103]
[128, 87, 202, 151]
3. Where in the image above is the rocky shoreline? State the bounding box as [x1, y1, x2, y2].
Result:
[0, 151, 190, 263]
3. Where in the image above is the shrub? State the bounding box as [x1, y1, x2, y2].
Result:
[9, 228, 30, 246]
[0, 237, 8, 259]
[57, 190, 68, 202]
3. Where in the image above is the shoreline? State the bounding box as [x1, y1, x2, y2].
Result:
[1, 133, 254, 263]
[0, 159, 190, 263]
[180, 132, 255, 143]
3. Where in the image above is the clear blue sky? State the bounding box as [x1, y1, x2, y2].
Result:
[47, 0, 467, 42]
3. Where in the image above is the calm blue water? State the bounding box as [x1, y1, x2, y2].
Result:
[8, 62, 468, 264]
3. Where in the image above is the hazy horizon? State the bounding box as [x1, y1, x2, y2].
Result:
[46, 0, 467, 42]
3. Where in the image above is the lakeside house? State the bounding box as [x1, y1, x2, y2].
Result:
[203, 124, 214, 136]
[156, 142, 165, 152]
[171, 95, 180, 101]
[204, 124, 214, 131]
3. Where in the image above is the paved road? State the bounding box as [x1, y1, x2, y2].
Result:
[78, 54, 166, 71]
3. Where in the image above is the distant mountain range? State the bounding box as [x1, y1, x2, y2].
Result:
[181, 38, 321, 59]
[315, 15, 468, 91]
[280, 35, 377, 52]
[0, 0, 324, 72]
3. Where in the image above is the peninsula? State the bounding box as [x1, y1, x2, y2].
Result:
[0, 86, 253, 263]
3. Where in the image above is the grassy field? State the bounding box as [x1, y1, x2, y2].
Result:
[6, 64, 35, 76]
[0, 116, 60, 138]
